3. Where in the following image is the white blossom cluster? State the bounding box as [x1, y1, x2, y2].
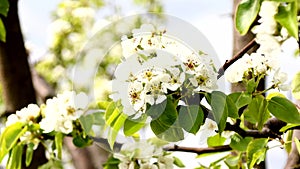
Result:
[225, 1, 289, 91]
[114, 141, 175, 169]
[3, 91, 88, 149]
[111, 24, 218, 118]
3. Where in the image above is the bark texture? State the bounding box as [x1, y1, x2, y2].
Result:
[0, 0, 47, 168]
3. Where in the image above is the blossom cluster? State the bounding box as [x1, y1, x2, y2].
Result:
[3, 91, 88, 149]
[111, 24, 217, 118]
[113, 141, 175, 169]
[225, 1, 289, 91]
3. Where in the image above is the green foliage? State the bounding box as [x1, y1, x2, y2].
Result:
[0, 19, 5, 42]
[123, 117, 146, 136]
[211, 91, 237, 133]
[243, 95, 269, 130]
[274, 0, 299, 40]
[25, 143, 35, 167]
[207, 134, 226, 147]
[228, 92, 252, 109]
[103, 156, 120, 169]
[284, 130, 293, 153]
[79, 112, 105, 134]
[38, 159, 63, 169]
[0, 122, 27, 162]
[267, 96, 300, 124]
[54, 132, 64, 159]
[178, 105, 204, 134]
[149, 97, 184, 142]
[173, 156, 185, 168]
[235, 0, 262, 35]
[230, 134, 253, 151]
[6, 144, 23, 169]
[246, 138, 268, 168]
[0, 0, 9, 17]
[295, 138, 300, 156]
[292, 72, 300, 99]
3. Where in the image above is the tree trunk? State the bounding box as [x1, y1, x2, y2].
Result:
[0, 0, 47, 168]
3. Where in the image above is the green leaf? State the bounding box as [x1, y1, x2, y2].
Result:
[0, 122, 27, 162]
[211, 91, 229, 133]
[92, 112, 105, 126]
[235, 0, 262, 35]
[7, 144, 23, 169]
[108, 114, 127, 149]
[230, 134, 253, 151]
[0, 0, 9, 17]
[25, 143, 34, 167]
[0, 19, 6, 42]
[123, 117, 146, 136]
[178, 105, 204, 134]
[79, 114, 94, 134]
[173, 156, 185, 168]
[268, 96, 300, 124]
[72, 134, 93, 148]
[225, 154, 241, 168]
[292, 72, 300, 99]
[247, 138, 268, 169]
[105, 102, 117, 121]
[246, 78, 257, 93]
[106, 107, 121, 127]
[226, 95, 239, 118]
[244, 95, 269, 130]
[280, 124, 300, 132]
[103, 156, 120, 169]
[55, 132, 64, 159]
[149, 97, 184, 142]
[98, 101, 111, 110]
[295, 138, 300, 156]
[275, 1, 299, 40]
[228, 92, 252, 109]
[38, 159, 63, 169]
[207, 134, 226, 147]
[284, 130, 293, 153]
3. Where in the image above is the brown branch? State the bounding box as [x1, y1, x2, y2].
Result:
[164, 144, 232, 155]
[217, 39, 257, 79]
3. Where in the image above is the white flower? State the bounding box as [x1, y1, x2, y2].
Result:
[6, 104, 40, 126]
[72, 7, 95, 20]
[273, 69, 290, 91]
[157, 155, 174, 169]
[198, 118, 218, 145]
[39, 91, 88, 134]
[19, 131, 40, 150]
[49, 19, 71, 35]
[189, 64, 218, 92]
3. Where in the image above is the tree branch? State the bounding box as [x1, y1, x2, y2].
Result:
[164, 145, 232, 155]
[217, 39, 257, 79]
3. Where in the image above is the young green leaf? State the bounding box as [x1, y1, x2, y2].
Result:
[0, 19, 5, 42]
[230, 134, 253, 151]
[178, 105, 204, 134]
[294, 137, 300, 156]
[207, 134, 226, 147]
[275, 1, 299, 40]
[55, 132, 64, 159]
[7, 144, 23, 169]
[211, 91, 229, 133]
[0, 122, 27, 162]
[228, 92, 252, 109]
[149, 97, 184, 142]
[79, 114, 94, 134]
[235, 0, 262, 35]
[108, 114, 127, 149]
[268, 96, 300, 124]
[123, 117, 146, 136]
[291, 72, 300, 99]
[243, 95, 269, 130]
[247, 138, 268, 169]
[0, 0, 9, 17]
[284, 130, 293, 154]
[25, 143, 35, 167]
[173, 156, 185, 168]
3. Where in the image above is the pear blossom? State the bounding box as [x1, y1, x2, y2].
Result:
[39, 91, 88, 134]
[273, 69, 290, 91]
[6, 104, 40, 126]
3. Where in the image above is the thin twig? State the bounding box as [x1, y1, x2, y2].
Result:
[217, 39, 257, 79]
[164, 145, 232, 155]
